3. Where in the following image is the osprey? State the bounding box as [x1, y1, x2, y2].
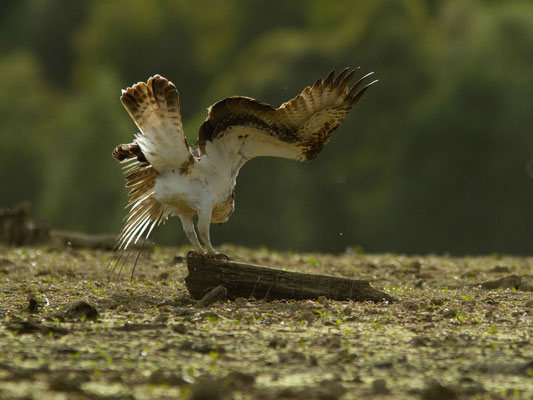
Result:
[113, 68, 376, 257]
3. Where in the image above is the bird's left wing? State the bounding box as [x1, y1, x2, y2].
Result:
[120, 75, 195, 172]
[196, 68, 377, 175]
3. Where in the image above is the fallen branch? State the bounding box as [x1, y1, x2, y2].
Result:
[185, 252, 394, 303]
[50, 230, 153, 250]
[194, 286, 228, 308]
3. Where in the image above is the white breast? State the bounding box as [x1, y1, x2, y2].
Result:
[154, 159, 235, 219]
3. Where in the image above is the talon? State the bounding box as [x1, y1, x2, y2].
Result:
[207, 252, 231, 260]
[187, 250, 209, 261]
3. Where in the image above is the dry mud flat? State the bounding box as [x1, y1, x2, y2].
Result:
[0, 245, 531, 400]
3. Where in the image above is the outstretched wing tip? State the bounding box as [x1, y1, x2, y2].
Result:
[324, 69, 336, 84]
[348, 78, 378, 106]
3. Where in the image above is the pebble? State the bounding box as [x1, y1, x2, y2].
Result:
[233, 297, 248, 306]
[372, 378, 389, 394]
[153, 313, 169, 323]
[411, 335, 430, 347]
[158, 271, 169, 280]
[190, 376, 224, 400]
[173, 293, 196, 306]
[225, 370, 255, 388]
[173, 307, 196, 317]
[408, 260, 421, 271]
[278, 351, 306, 364]
[26, 295, 40, 313]
[180, 340, 224, 354]
[430, 297, 447, 306]
[403, 301, 419, 311]
[148, 369, 186, 386]
[171, 255, 185, 264]
[298, 311, 316, 324]
[268, 337, 287, 349]
[374, 360, 394, 369]
[414, 279, 425, 288]
[63, 300, 99, 321]
[318, 380, 346, 400]
[48, 375, 82, 392]
[420, 380, 457, 400]
[172, 323, 188, 334]
[442, 308, 458, 318]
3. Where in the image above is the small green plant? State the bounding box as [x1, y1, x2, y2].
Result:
[454, 311, 465, 323]
[371, 321, 383, 330]
[308, 257, 320, 266]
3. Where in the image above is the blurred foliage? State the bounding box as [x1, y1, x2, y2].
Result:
[1, 0, 532, 255]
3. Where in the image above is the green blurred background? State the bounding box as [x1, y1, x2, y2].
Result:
[1, 0, 532, 255]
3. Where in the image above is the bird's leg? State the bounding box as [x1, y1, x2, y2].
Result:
[198, 214, 231, 260]
[196, 206, 217, 255]
[196, 202, 231, 259]
[179, 214, 204, 253]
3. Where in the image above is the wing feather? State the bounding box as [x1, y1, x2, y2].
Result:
[112, 75, 188, 253]
[197, 68, 377, 166]
[120, 75, 194, 172]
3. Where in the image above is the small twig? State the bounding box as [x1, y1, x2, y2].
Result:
[194, 286, 228, 308]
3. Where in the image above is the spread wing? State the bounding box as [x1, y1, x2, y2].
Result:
[120, 75, 196, 172]
[196, 68, 377, 176]
[111, 75, 195, 254]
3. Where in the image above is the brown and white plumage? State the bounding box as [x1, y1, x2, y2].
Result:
[112, 68, 377, 258]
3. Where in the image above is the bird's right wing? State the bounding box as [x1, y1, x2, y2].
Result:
[120, 75, 196, 172]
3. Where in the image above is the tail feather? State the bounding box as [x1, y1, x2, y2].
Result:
[114, 159, 169, 252]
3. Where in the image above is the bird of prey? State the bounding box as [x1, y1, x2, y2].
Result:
[112, 68, 376, 258]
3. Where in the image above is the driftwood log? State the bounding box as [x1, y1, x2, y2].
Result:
[185, 252, 394, 303]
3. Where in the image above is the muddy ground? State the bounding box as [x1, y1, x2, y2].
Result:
[0, 244, 531, 399]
